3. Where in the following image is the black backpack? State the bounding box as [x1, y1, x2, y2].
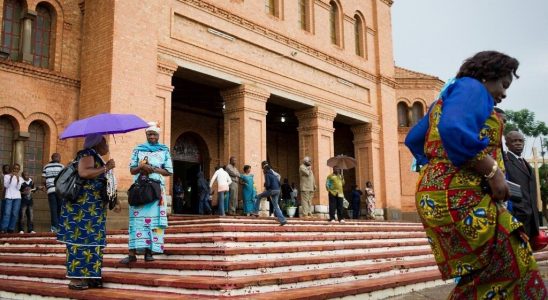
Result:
[54, 160, 84, 203]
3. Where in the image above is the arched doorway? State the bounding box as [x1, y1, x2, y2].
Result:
[171, 132, 210, 214]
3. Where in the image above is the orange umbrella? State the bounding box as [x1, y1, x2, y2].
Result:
[327, 155, 356, 170]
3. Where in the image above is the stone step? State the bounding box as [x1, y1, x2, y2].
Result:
[0, 259, 439, 296]
[0, 231, 427, 245]
[0, 240, 430, 260]
[0, 249, 435, 276]
[0, 278, 204, 300]
[0, 270, 445, 299]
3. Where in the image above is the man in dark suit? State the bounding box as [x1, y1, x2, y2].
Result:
[504, 130, 540, 239]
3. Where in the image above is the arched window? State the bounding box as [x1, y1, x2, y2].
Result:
[411, 102, 425, 126]
[397, 102, 409, 127]
[24, 121, 46, 179]
[298, 0, 312, 32]
[329, 1, 342, 46]
[354, 14, 365, 57]
[265, 0, 282, 18]
[1, 0, 24, 60]
[32, 3, 53, 68]
[0, 116, 15, 166]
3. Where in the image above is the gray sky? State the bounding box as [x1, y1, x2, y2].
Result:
[392, 0, 548, 156]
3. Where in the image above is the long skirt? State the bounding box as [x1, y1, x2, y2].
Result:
[65, 244, 104, 278]
[57, 182, 107, 279]
[417, 181, 547, 299]
[128, 197, 168, 253]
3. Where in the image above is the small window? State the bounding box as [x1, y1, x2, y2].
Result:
[24, 121, 46, 179]
[1, 0, 24, 60]
[0, 116, 15, 166]
[298, 0, 312, 32]
[397, 102, 410, 127]
[329, 1, 342, 47]
[354, 14, 365, 57]
[411, 102, 424, 126]
[265, 0, 282, 18]
[32, 4, 53, 69]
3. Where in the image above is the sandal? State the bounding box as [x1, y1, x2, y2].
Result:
[144, 249, 155, 262]
[68, 281, 89, 290]
[88, 279, 103, 288]
[119, 255, 137, 264]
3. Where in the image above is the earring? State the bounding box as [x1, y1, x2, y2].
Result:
[482, 79, 486, 83]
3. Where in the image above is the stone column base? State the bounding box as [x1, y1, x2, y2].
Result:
[384, 207, 402, 221]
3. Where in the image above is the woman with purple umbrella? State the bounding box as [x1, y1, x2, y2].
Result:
[120, 122, 173, 264]
[57, 134, 120, 290]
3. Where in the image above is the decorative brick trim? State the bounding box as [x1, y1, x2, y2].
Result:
[157, 59, 178, 76]
[220, 85, 270, 102]
[379, 75, 397, 88]
[177, 0, 379, 84]
[295, 106, 336, 122]
[314, 0, 330, 10]
[0, 60, 80, 88]
[380, 0, 394, 7]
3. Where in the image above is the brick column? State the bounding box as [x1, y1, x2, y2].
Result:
[221, 85, 269, 194]
[351, 123, 384, 219]
[296, 106, 336, 216]
[155, 60, 177, 214]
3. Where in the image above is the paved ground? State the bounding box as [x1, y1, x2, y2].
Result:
[386, 265, 548, 299]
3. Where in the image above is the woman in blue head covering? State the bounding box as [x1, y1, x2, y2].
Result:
[120, 122, 173, 264]
[405, 51, 546, 298]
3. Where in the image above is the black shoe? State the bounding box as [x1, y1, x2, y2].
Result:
[280, 221, 287, 226]
[119, 255, 137, 264]
[68, 280, 89, 290]
[88, 279, 103, 288]
[144, 250, 155, 262]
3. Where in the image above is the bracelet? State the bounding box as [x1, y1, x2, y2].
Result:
[484, 162, 498, 180]
[103, 166, 108, 174]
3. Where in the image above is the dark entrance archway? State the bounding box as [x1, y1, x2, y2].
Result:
[172, 132, 210, 214]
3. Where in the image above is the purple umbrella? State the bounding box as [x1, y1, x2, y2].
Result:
[60, 113, 149, 139]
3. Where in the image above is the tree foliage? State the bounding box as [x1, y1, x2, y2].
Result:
[504, 109, 548, 137]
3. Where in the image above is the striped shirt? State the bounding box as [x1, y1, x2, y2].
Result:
[42, 162, 64, 194]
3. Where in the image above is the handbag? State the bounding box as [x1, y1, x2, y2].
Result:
[343, 198, 350, 209]
[127, 175, 162, 206]
[54, 160, 84, 203]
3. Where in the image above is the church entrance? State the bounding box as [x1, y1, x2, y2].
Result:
[172, 132, 210, 214]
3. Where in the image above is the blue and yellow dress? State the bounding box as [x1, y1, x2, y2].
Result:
[128, 142, 173, 253]
[405, 77, 546, 299]
[57, 149, 107, 279]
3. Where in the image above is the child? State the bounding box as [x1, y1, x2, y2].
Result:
[19, 172, 36, 234]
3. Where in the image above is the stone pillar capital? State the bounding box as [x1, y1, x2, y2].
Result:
[295, 106, 336, 122]
[221, 85, 269, 115]
[157, 59, 178, 76]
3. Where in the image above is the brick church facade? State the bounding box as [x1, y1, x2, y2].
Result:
[0, 0, 443, 225]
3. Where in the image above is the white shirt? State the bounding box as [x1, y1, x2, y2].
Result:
[3, 174, 22, 199]
[209, 168, 232, 192]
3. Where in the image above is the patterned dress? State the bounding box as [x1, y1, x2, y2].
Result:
[406, 77, 547, 299]
[57, 149, 107, 279]
[365, 187, 376, 219]
[128, 143, 173, 254]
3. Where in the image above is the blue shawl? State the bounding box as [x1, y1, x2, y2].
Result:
[134, 142, 169, 153]
[405, 77, 494, 167]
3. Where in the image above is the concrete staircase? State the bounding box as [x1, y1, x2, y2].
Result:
[0, 216, 547, 299]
